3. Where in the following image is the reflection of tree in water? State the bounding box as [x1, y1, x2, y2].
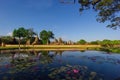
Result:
[54, 51, 63, 56]
[80, 50, 85, 52]
[1, 51, 53, 80]
[54, 51, 64, 64]
[0, 51, 120, 80]
[10, 51, 36, 74]
[39, 51, 54, 64]
[79, 55, 120, 65]
[8, 51, 56, 73]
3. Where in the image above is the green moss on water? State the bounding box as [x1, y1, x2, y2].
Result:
[99, 47, 120, 53]
[109, 48, 120, 53]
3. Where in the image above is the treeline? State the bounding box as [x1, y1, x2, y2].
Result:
[77, 39, 120, 53]
[0, 27, 55, 46]
[77, 39, 120, 48]
[0, 27, 120, 48]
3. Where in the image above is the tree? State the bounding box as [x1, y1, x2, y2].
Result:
[26, 28, 37, 44]
[26, 28, 37, 39]
[90, 41, 98, 45]
[77, 39, 87, 44]
[78, 0, 120, 29]
[90, 40, 101, 45]
[40, 30, 49, 44]
[13, 27, 27, 49]
[40, 30, 54, 44]
[0, 36, 14, 44]
[101, 39, 113, 47]
[112, 40, 120, 45]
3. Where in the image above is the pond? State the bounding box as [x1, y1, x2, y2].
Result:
[0, 50, 120, 80]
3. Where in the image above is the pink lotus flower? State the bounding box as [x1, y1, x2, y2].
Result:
[73, 69, 79, 73]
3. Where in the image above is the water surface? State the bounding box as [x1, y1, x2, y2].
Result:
[0, 50, 120, 80]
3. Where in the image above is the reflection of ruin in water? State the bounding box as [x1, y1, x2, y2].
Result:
[0, 50, 120, 80]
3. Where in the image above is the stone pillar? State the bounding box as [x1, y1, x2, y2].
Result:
[1, 42, 5, 47]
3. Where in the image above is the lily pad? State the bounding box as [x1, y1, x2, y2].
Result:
[48, 65, 103, 80]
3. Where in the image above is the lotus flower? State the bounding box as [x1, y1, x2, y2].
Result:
[73, 69, 79, 73]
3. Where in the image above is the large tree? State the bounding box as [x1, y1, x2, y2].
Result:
[78, 0, 120, 29]
[13, 27, 27, 49]
[40, 30, 54, 44]
[61, 0, 120, 29]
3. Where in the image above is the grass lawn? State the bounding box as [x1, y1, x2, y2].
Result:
[0, 44, 101, 50]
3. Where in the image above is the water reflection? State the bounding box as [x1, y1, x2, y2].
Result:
[78, 54, 120, 65]
[0, 50, 120, 80]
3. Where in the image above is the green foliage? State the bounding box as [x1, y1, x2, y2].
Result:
[78, 0, 120, 29]
[0, 36, 18, 44]
[100, 39, 120, 48]
[13, 27, 28, 49]
[89, 39, 120, 48]
[100, 47, 120, 53]
[90, 40, 100, 45]
[40, 30, 49, 40]
[48, 31, 54, 39]
[101, 39, 113, 47]
[26, 28, 37, 39]
[25, 28, 37, 44]
[1, 36, 12, 44]
[13, 27, 27, 38]
[77, 39, 87, 44]
[49, 65, 103, 80]
[40, 30, 54, 44]
[110, 48, 120, 53]
[20, 38, 27, 44]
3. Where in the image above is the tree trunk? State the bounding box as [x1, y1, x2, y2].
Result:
[47, 40, 49, 45]
[18, 38, 21, 50]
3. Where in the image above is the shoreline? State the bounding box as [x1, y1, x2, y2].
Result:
[0, 45, 120, 53]
[0, 44, 101, 50]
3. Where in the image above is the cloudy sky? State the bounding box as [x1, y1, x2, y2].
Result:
[0, 0, 120, 41]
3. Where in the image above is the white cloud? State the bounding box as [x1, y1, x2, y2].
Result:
[7, 32, 12, 36]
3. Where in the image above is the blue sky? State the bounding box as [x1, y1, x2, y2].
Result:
[0, 0, 120, 42]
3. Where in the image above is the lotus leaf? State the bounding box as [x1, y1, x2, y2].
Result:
[48, 65, 103, 80]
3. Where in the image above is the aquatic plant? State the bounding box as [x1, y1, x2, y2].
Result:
[48, 64, 103, 80]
